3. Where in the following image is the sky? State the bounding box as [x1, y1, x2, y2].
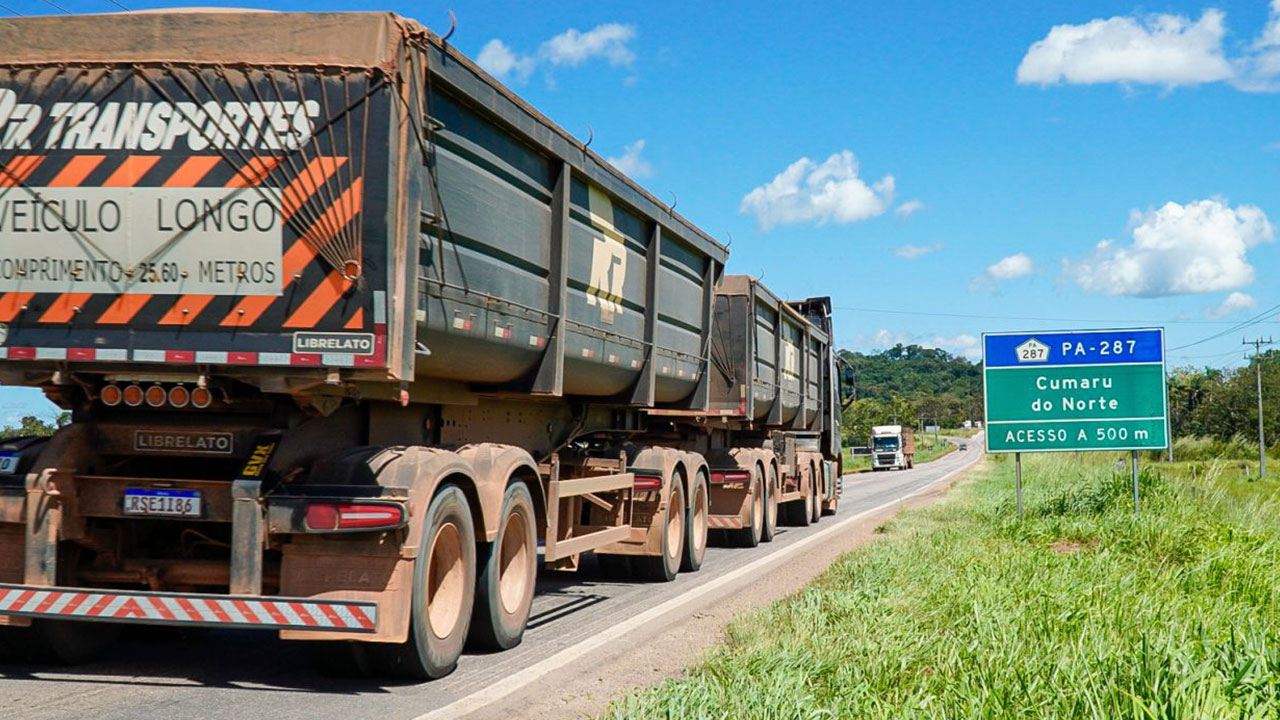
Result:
[2, 0, 1280, 419]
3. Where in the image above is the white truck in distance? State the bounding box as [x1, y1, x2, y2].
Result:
[870, 425, 915, 471]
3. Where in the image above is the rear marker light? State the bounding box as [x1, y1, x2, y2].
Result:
[190, 387, 213, 409]
[100, 384, 122, 406]
[633, 474, 663, 491]
[144, 385, 167, 407]
[711, 470, 752, 484]
[168, 385, 190, 408]
[123, 384, 144, 407]
[305, 502, 405, 532]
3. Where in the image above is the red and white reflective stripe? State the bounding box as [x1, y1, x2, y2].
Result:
[0, 585, 377, 633]
[708, 515, 744, 530]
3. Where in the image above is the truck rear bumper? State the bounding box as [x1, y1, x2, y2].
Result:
[0, 584, 377, 634]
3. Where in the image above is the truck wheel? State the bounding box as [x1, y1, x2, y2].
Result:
[634, 473, 684, 582]
[469, 481, 536, 651]
[681, 470, 708, 573]
[790, 473, 813, 528]
[732, 467, 764, 548]
[809, 472, 821, 524]
[761, 464, 779, 542]
[368, 484, 476, 680]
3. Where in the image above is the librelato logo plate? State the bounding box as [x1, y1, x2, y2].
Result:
[134, 430, 233, 455]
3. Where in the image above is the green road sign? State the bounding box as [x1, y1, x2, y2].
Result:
[983, 329, 1168, 453]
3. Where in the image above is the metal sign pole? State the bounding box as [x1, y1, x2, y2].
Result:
[1131, 450, 1139, 513]
[1015, 452, 1022, 520]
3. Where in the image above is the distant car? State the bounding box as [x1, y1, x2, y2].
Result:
[959, 443, 968, 451]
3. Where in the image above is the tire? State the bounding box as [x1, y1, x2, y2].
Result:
[809, 471, 821, 524]
[634, 473, 685, 582]
[363, 484, 477, 680]
[789, 470, 813, 528]
[761, 464, 779, 542]
[681, 470, 709, 573]
[594, 553, 631, 579]
[469, 482, 536, 651]
[731, 466, 764, 548]
[0, 620, 121, 665]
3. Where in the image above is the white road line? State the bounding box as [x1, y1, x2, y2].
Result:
[416, 448, 983, 720]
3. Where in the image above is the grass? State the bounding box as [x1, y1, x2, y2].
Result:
[603, 452, 1280, 719]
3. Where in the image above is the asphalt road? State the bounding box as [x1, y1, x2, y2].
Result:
[0, 439, 983, 720]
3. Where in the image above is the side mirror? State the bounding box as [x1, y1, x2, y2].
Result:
[839, 366, 855, 406]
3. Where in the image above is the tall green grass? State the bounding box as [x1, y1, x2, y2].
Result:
[604, 453, 1280, 719]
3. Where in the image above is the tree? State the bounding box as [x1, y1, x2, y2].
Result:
[1, 415, 58, 438]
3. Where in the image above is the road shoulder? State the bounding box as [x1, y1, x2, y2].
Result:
[476, 456, 986, 720]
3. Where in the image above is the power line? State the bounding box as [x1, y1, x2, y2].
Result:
[832, 304, 1278, 327]
[1168, 301, 1280, 351]
[0, 3, 22, 14]
[39, 0, 68, 12]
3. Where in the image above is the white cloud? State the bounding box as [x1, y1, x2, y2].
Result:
[970, 253, 1034, 292]
[739, 150, 895, 231]
[895, 199, 926, 217]
[475, 23, 637, 86]
[1237, 0, 1280, 90]
[894, 242, 944, 259]
[858, 329, 981, 360]
[606, 139, 653, 179]
[1207, 291, 1258, 319]
[1017, 10, 1233, 88]
[476, 39, 537, 84]
[987, 253, 1034, 279]
[1069, 198, 1273, 297]
[542, 24, 636, 68]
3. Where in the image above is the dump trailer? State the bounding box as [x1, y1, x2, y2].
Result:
[0, 10, 842, 678]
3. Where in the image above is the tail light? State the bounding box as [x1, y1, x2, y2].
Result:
[305, 502, 406, 532]
[632, 472, 663, 491]
[711, 470, 752, 484]
[168, 385, 190, 408]
[190, 387, 213, 408]
[122, 384, 144, 407]
[100, 384, 123, 406]
[144, 385, 167, 407]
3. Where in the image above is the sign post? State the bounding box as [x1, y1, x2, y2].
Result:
[983, 328, 1169, 515]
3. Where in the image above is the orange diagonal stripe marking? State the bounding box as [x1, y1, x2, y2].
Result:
[164, 156, 221, 187]
[158, 295, 214, 325]
[284, 270, 352, 329]
[97, 294, 151, 324]
[221, 176, 362, 328]
[227, 156, 284, 188]
[344, 308, 364, 330]
[47, 156, 104, 187]
[103, 156, 160, 187]
[281, 156, 346, 221]
[0, 156, 43, 188]
[39, 293, 92, 323]
[0, 292, 35, 322]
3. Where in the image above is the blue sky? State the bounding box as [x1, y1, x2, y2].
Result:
[2, 0, 1280, 420]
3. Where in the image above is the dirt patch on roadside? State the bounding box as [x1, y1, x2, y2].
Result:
[478, 457, 986, 720]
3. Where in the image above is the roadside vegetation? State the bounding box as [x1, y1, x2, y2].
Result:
[605, 452, 1280, 718]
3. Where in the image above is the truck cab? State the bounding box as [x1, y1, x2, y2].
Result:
[870, 425, 914, 471]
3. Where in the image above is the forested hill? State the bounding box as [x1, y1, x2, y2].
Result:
[837, 344, 983, 443]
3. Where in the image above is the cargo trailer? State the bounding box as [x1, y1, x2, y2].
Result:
[0, 10, 843, 678]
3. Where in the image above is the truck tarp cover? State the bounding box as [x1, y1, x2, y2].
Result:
[0, 11, 420, 371]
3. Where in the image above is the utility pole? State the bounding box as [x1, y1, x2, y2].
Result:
[1244, 337, 1273, 479]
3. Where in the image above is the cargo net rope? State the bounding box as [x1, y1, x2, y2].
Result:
[0, 63, 384, 328]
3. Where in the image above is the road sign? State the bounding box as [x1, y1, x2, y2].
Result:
[983, 328, 1168, 453]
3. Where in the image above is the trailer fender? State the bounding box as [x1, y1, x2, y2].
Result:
[282, 446, 477, 644]
[454, 444, 540, 542]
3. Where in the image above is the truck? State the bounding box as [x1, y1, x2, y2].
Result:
[0, 10, 844, 679]
[870, 425, 914, 470]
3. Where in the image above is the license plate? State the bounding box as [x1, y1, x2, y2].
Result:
[123, 489, 202, 517]
[0, 453, 16, 474]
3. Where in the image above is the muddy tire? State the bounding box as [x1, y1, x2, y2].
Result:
[681, 470, 708, 573]
[366, 484, 476, 680]
[469, 481, 536, 652]
[731, 466, 765, 548]
[634, 474, 685, 582]
[761, 464, 779, 542]
[809, 469, 822, 524]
